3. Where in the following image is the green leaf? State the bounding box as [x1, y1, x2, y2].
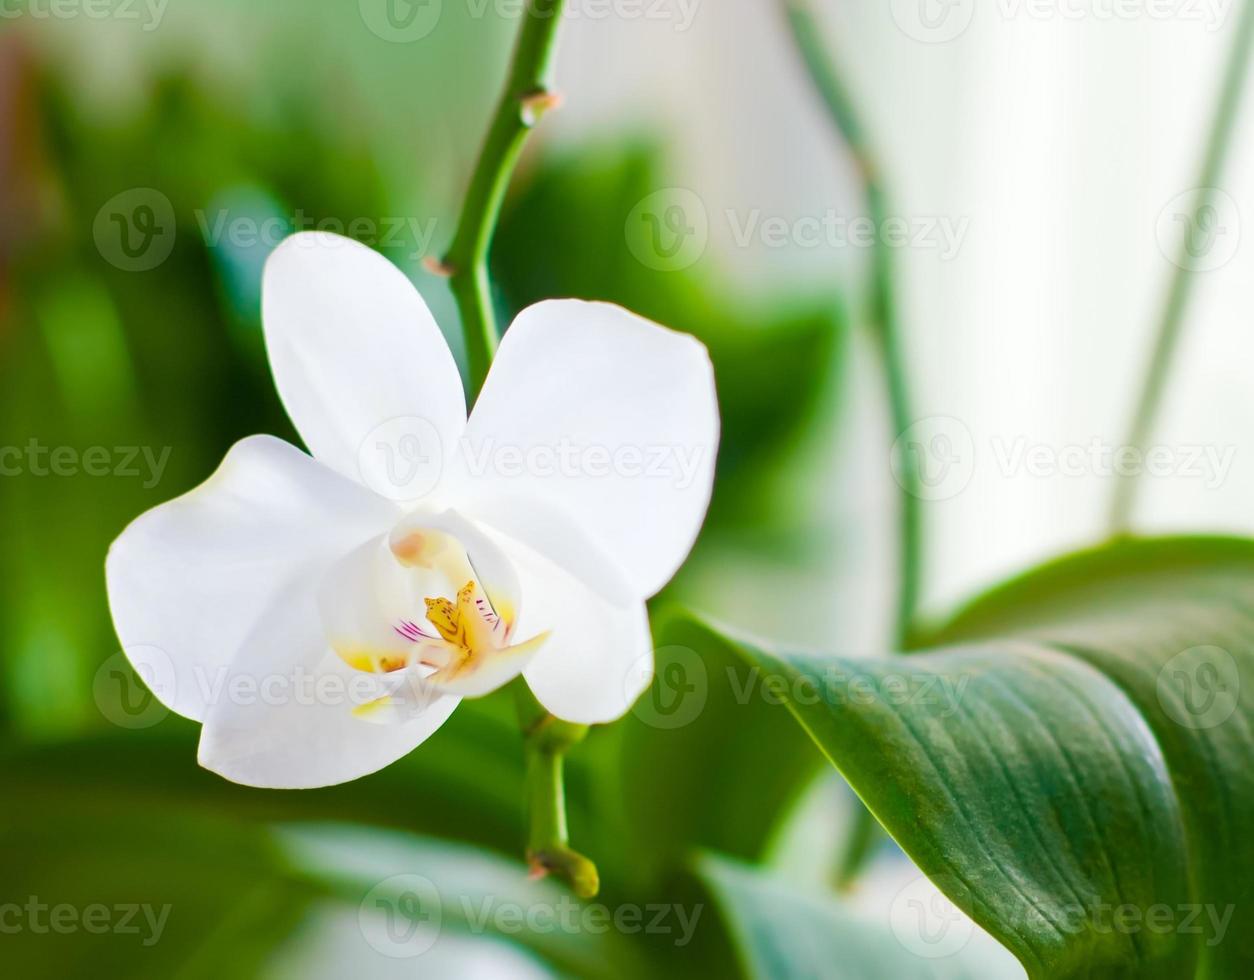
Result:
[0, 778, 635, 979]
[664, 536, 1254, 979]
[279, 824, 646, 979]
[698, 853, 1015, 980]
[0, 789, 314, 980]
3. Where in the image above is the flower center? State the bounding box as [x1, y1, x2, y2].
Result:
[319, 512, 549, 712]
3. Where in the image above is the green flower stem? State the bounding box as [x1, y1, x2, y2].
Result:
[780, 0, 915, 889]
[512, 677, 598, 898]
[445, 3, 593, 895]
[442, 0, 567, 401]
[782, 0, 919, 649]
[1109, 0, 1254, 532]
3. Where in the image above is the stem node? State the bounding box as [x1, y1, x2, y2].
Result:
[520, 88, 563, 125]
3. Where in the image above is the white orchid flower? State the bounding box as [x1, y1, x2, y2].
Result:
[105, 231, 719, 789]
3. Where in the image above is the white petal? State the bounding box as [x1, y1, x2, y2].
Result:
[428, 631, 548, 699]
[198, 580, 459, 788]
[485, 527, 653, 725]
[455, 300, 719, 598]
[262, 231, 466, 492]
[318, 534, 432, 672]
[446, 492, 637, 608]
[106, 435, 399, 722]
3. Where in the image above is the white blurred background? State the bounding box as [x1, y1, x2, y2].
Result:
[555, 0, 1254, 645]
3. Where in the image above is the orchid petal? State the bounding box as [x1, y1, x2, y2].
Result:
[106, 435, 399, 722]
[262, 231, 466, 495]
[198, 580, 458, 788]
[456, 299, 719, 598]
[485, 527, 654, 725]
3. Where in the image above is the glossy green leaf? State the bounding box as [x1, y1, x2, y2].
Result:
[280, 823, 644, 979]
[699, 854, 1016, 980]
[665, 537, 1254, 979]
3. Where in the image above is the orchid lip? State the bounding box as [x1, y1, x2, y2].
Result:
[323, 516, 547, 711]
[394, 620, 433, 643]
